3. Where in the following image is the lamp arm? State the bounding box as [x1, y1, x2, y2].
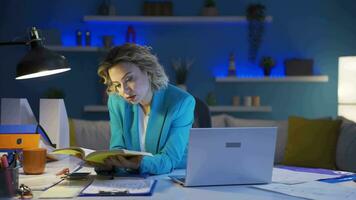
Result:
[0, 41, 27, 46]
[0, 27, 41, 47]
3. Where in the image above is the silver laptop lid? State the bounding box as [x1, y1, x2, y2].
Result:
[185, 127, 277, 186]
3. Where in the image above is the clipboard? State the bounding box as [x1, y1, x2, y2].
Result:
[79, 178, 157, 196]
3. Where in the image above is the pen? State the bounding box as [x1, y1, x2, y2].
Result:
[319, 175, 356, 183]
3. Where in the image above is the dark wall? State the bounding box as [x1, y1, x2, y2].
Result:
[1, 0, 356, 120]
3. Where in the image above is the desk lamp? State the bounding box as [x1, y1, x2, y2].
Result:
[0, 27, 70, 80]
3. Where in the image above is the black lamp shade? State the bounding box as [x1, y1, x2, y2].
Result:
[16, 45, 70, 80]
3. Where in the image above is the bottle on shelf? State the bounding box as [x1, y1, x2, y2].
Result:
[228, 52, 236, 76]
[76, 30, 82, 46]
[126, 25, 136, 43]
[85, 31, 91, 46]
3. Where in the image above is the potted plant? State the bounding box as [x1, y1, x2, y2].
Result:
[246, 3, 266, 63]
[201, 0, 219, 16]
[172, 58, 194, 90]
[206, 92, 217, 106]
[259, 56, 275, 76]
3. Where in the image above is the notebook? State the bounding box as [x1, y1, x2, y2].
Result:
[80, 178, 157, 196]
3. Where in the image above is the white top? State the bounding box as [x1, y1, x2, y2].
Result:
[138, 106, 149, 152]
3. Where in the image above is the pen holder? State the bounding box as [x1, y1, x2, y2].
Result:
[0, 167, 19, 197]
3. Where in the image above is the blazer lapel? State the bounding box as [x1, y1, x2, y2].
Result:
[145, 89, 168, 153]
[126, 103, 141, 151]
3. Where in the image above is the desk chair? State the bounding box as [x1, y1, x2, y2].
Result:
[193, 97, 212, 128]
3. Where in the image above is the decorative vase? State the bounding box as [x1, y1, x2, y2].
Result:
[263, 67, 272, 76]
[201, 7, 219, 16]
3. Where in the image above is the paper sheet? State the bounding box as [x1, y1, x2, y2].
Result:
[254, 181, 356, 200]
[19, 156, 82, 190]
[272, 168, 340, 184]
[39, 179, 92, 199]
[82, 178, 155, 195]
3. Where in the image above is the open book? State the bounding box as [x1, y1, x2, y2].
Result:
[50, 147, 153, 165]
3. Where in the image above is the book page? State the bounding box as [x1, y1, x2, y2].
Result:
[122, 149, 153, 157]
[50, 147, 95, 160]
[85, 149, 153, 164]
[81, 147, 95, 156]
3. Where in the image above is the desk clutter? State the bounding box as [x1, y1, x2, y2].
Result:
[1, 149, 356, 199]
[0, 121, 356, 199]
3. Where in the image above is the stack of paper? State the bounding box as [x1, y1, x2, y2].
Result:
[272, 168, 341, 184]
[254, 181, 356, 200]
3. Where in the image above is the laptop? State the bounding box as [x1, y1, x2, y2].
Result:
[169, 127, 277, 187]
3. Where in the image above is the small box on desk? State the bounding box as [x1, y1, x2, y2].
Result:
[0, 124, 54, 150]
[284, 59, 314, 76]
[0, 167, 19, 197]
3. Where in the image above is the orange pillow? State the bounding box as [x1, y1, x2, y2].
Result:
[283, 116, 341, 169]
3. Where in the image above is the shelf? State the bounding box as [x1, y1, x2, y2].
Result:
[215, 76, 329, 83]
[83, 15, 273, 24]
[209, 106, 272, 112]
[84, 105, 108, 112]
[46, 45, 108, 52]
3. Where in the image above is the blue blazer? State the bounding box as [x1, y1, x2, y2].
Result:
[108, 84, 195, 175]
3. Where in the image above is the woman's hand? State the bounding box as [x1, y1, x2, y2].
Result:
[104, 155, 143, 170]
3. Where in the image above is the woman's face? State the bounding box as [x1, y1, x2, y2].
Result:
[108, 63, 151, 104]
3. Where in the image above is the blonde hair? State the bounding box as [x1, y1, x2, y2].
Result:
[98, 43, 169, 93]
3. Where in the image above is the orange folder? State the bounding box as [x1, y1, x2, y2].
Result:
[0, 134, 40, 149]
[0, 125, 42, 150]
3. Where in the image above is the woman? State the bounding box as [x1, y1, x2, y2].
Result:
[97, 43, 195, 175]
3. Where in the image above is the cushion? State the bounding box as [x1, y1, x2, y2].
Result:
[70, 119, 111, 150]
[225, 115, 288, 164]
[274, 120, 288, 164]
[283, 116, 342, 169]
[225, 116, 276, 127]
[336, 116, 356, 172]
[211, 114, 228, 127]
[69, 119, 77, 146]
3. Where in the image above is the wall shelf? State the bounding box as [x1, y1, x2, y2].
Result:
[83, 15, 273, 24]
[209, 106, 272, 112]
[84, 105, 108, 112]
[46, 45, 108, 52]
[215, 75, 329, 83]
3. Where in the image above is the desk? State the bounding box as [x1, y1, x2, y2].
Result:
[31, 169, 312, 200]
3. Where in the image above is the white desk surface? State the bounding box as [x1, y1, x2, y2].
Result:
[31, 169, 309, 200]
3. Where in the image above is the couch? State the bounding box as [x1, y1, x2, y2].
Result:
[69, 114, 356, 172]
